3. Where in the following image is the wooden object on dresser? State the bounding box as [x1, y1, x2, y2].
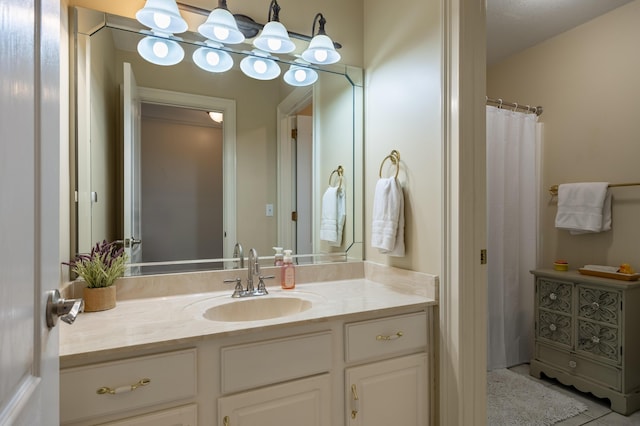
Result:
[530, 269, 640, 415]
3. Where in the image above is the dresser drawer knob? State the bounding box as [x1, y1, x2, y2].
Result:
[592, 301, 600, 310]
[549, 293, 558, 301]
[549, 324, 557, 332]
[591, 335, 600, 344]
[568, 360, 577, 368]
[376, 331, 404, 341]
[96, 378, 151, 395]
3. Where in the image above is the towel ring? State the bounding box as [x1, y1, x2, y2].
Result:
[329, 165, 344, 189]
[379, 150, 400, 179]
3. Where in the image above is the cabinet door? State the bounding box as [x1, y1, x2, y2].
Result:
[218, 374, 330, 426]
[346, 353, 428, 426]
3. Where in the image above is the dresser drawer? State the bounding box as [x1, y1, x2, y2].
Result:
[60, 349, 197, 424]
[536, 343, 621, 391]
[345, 312, 427, 363]
[221, 331, 332, 394]
[538, 278, 572, 314]
[577, 319, 620, 364]
[537, 310, 572, 348]
[578, 286, 620, 326]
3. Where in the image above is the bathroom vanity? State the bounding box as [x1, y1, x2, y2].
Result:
[530, 269, 640, 415]
[59, 264, 437, 426]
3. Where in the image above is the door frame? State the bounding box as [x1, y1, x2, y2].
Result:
[134, 87, 237, 259]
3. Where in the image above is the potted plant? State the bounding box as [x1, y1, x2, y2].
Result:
[66, 240, 127, 312]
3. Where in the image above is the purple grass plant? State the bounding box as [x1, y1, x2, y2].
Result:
[65, 240, 128, 288]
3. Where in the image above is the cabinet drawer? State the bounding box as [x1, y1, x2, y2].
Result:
[345, 312, 427, 363]
[221, 331, 332, 394]
[537, 310, 572, 348]
[538, 279, 572, 314]
[578, 286, 620, 326]
[60, 349, 197, 424]
[536, 343, 621, 391]
[577, 319, 620, 364]
[99, 404, 197, 426]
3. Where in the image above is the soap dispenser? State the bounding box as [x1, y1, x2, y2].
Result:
[281, 249, 295, 289]
[273, 247, 284, 266]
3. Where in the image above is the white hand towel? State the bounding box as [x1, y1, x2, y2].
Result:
[371, 177, 405, 256]
[330, 187, 346, 247]
[555, 182, 612, 234]
[320, 186, 339, 243]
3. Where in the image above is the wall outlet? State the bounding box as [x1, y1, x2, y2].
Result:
[266, 204, 274, 217]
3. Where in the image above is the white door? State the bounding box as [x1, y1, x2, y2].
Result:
[0, 0, 60, 424]
[295, 115, 313, 257]
[346, 354, 428, 426]
[122, 62, 143, 265]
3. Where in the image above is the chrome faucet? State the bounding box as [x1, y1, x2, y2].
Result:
[233, 242, 244, 269]
[224, 248, 274, 297]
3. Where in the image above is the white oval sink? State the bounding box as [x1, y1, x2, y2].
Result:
[203, 296, 313, 322]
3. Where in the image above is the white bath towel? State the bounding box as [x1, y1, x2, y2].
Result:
[555, 182, 612, 234]
[320, 186, 346, 246]
[371, 177, 405, 256]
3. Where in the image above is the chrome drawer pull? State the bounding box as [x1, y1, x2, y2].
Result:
[376, 331, 404, 341]
[592, 301, 600, 309]
[96, 378, 151, 395]
[568, 360, 577, 368]
[549, 324, 557, 332]
[549, 293, 557, 301]
[591, 335, 600, 344]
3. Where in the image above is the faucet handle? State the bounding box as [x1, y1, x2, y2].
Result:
[255, 275, 275, 295]
[224, 277, 244, 298]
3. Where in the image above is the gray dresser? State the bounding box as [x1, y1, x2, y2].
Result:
[530, 269, 640, 415]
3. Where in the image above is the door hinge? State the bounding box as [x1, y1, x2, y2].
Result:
[291, 128, 298, 139]
[480, 249, 487, 265]
[291, 211, 298, 221]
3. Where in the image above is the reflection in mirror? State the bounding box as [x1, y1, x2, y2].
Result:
[71, 7, 363, 275]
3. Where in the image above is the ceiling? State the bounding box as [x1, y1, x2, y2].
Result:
[487, 0, 633, 65]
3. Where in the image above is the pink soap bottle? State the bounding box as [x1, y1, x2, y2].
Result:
[273, 247, 284, 266]
[281, 250, 295, 289]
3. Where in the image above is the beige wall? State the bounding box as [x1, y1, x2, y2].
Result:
[488, 0, 640, 269]
[363, 0, 442, 274]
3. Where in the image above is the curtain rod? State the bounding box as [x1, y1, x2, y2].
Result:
[486, 96, 543, 116]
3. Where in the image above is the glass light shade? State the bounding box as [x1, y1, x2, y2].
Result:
[136, 0, 188, 34]
[240, 50, 281, 80]
[283, 62, 318, 86]
[193, 42, 233, 73]
[137, 34, 184, 66]
[253, 21, 295, 54]
[209, 111, 224, 122]
[301, 34, 341, 65]
[198, 8, 245, 44]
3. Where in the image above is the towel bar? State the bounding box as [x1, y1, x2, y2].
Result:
[549, 182, 640, 196]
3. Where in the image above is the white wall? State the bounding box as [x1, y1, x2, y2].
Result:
[488, 0, 640, 270]
[363, 0, 442, 274]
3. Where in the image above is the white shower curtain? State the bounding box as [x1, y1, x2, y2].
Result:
[486, 106, 541, 371]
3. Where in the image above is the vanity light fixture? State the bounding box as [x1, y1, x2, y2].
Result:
[136, 0, 188, 34]
[253, 0, 295, 54]
[198, 0, 245, 45]
[193, 41, 234, 73]
[137, 32, 185, 66]
[240, 50, 281, 80]
[283, 59, 318, 87]
[208, 111, 224, 123]
[301, 13, 341, 65]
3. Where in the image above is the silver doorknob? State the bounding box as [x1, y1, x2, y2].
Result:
[46, 289, 84, 328]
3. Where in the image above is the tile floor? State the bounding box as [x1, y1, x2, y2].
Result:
[508, 364, 640, 425]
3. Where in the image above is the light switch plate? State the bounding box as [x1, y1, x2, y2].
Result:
[266, 204, 274, 217]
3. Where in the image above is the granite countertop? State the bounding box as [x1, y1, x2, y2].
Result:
[59, 278, 436, 362]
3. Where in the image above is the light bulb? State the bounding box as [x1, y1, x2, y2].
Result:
[253, 59, 267, 74]
[294, 69, 306, 82]
[314, 49, 328, 63]
[153, 41, 169, 58]
[267, 38, 282, 52]
[153, 12, 171, 30]
[214, 27, 230, 41]
[206, 51, 220, 66]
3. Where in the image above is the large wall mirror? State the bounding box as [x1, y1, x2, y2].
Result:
[71, 7, 363, 275]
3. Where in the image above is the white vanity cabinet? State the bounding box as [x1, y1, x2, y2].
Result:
[530, 270, 640, 415]
[344, 312, 430, 426]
